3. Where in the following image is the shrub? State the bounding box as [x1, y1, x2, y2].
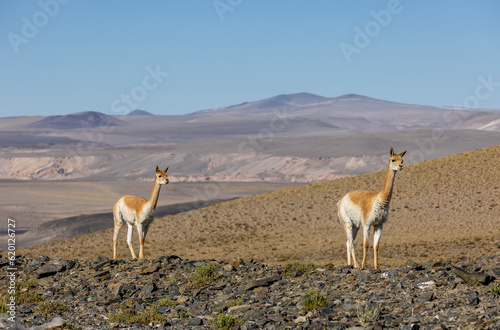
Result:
[488, 283, 500, 296]
[1, 280, 43, 308]
[34, 301, 69, 314]
[157, 297, 178, 307]
[178, 311, 189, 318]
[356, 301, 381, 325]
[210, 313, 246, 330]
[192, 262, 218, 287]
[108, 306, 165, 324]
[301, 290, 327, 311]
[282, 262, 318, 276]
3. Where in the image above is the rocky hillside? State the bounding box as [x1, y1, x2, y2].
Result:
[1, 254, 500, 329]
[17, 145, 500, 267]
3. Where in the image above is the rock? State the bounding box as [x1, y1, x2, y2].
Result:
[415, 292, 434, 303]
[112, 284, 124, 297]
[228, 304, 251, 314]
[451, 266, 494, 286]
[36, 260, 66, 278]
[93, 260, 109, 271]
[90, 270, 110, 278]
[402, 324, 420, 330]
[241, 275, 282, 291]
[140, 282, 157, 298]
[213, 293, 236, 305]
[188, 317, 203, 326]
[229, 257, 244, 267]
[485, 268, 500, 279]
[416, 280, 435, 289]
[61, 290, 74, 301]
[223, 264, 234, 272]
[469, 297, 480, 305]
[141, 264, 159, 275]
[407, 261, 424, 270]
[289, 269, 303, 277]
[294, 315, 308, 324]
[157, 305, 170, 314]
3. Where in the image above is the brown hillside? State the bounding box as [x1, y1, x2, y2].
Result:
[18, 145, 500, 267]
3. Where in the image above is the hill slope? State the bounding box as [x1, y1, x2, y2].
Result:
[18, 145, 500, 267]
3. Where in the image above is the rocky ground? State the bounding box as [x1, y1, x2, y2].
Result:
[1, 254, 500, 329]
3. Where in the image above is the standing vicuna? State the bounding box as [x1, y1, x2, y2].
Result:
[113, 165, 169, 259]
[337, 148, 406, 269]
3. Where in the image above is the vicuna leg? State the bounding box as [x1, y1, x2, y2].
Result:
[345, 224, 359, 268]
[362, 226, 371, 269]
[137, 224, 145, 259]
[126, 223, 137, 259]
[113, 221, 122, 260]
[373, 224, 383, 269]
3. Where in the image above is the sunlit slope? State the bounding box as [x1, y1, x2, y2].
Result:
[19, 145, 500, 267]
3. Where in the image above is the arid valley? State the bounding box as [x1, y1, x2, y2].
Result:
[1, 93, 499, 266]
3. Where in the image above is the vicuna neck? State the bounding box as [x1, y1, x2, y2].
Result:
[148, 179, 162, 210]
[379, 164, 397, 205]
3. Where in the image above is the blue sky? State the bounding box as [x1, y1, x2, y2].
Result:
[1, 0, 500, 117]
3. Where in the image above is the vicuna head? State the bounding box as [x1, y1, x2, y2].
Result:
[155, 165, 169, 185]
[389, 148, 406, 172]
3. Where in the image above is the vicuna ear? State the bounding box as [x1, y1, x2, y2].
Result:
[155, 165, 159, 173]
[164, 166, 169, 173]
[390, 148, 394, 156]
[400, 150, 407, 157]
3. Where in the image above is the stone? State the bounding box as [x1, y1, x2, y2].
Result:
[407, 261, 424, 270]
[188, 317, 203, 326]
[294, 315, 308, 324]
[93, 260, 109, 271]
[451, 266, 494, 286]
[289, 269, 303, 277]
[241, 275, 282, 291]
[112, 284, 124, 297]
[36, 261, 66, 278]
[61, 290, 74, 301]
[141, 264, 159, 275]
[90, 270, 110, 278]
[228, 304, 251, 314]
[223, 264, 234, 272]
[140, 282, 157, 298]
[229, 257, 244, 267]
[157, 306, 170, 314]
[485, 267, 500, 278]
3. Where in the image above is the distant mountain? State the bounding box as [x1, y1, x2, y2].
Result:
[193, 92, 437, 117]
[127, 110, 154, 116]
[5, 92, 500, 182]
[25, 111, 127, 129]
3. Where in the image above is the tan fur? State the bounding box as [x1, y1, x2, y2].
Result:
[337, 148, 406, 269]
[113, 165, 169, 259]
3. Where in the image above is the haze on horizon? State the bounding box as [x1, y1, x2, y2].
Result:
[1, 1, 500, 117]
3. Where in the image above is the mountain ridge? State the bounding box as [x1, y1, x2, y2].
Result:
[24, 111, 128, 129]
[2, 92, 500, 182]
